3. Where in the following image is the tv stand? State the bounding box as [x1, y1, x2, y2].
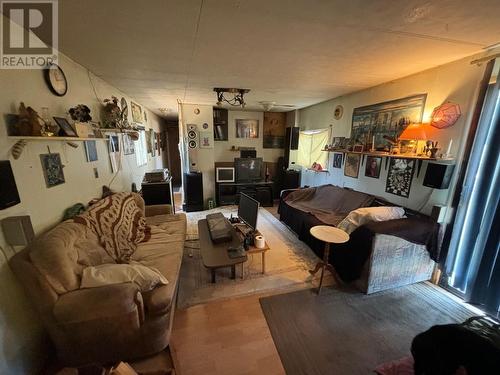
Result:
[216, 180, 274, 207]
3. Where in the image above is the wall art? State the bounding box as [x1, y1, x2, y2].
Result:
[40, 153, 65, 187]
[344, 153, 360, 178]
[84, 140, 98, 162]
[385, 157, 415, 197]
[131, 101, 142, 123]
[236, 119, 259, 138]
[333, 152, 343, 168]
[364, 156, 382, 178]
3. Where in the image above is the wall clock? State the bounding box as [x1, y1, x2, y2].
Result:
[334, 105, 343, 120]
[44, 63, 68, 96]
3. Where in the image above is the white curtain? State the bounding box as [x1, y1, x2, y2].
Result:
[296, 128, 330, 168]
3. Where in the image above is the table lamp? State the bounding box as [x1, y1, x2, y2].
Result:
[399, 123, 436, 155]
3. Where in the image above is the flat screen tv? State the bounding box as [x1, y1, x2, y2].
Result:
[235, 157, 263, 182]
[238, 193, 259, 230]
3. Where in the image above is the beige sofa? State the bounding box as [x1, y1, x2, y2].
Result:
[10, 196, 186, 366]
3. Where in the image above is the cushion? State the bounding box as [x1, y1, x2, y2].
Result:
[80, 262, 168, 292]
[337, 206, 405, 234]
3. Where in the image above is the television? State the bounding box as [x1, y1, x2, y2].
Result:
[238, 193, 259, 230]
[216, 167, 235, 183]
[235, 157, 263, 182]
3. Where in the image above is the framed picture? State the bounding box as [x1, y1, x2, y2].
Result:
[123, 134, 135, 155]
[235, 119, 259, 138]
[263, 112, 285, 148]
[385, 158, 415, 197]
[84, 140, 98, 162]
[199, 131, 212, 148]
[107, 135, 120, 173]
[53, 117, 77, 137]
[131, 101, 142, 123]
[333, 152, 343, 168]
[40, 153, 65, 187]
[146, 129, 153, 154]
[365, 156, 382, 178]
[344, 153, 361, 178]
[353, 144, 364, 152]
[151, 131, 156, 157]
[351, 94, 427, 149]
[332, 137, 345, 149]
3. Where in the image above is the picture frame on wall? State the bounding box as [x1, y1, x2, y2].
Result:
[131, 101, 142, 123]
[84, 140, 98, 162]
[40, 153, 65, 187]
[123, 135, 135, 155]
[385, 157, 415, 197]
[364, 156, 382, 178]
[199, 131, 212, 148]
[107, 134, 120, 173]
[333, 152, 343, 168]
[344, 153, 361, 178]
[235, 119, 259, 138]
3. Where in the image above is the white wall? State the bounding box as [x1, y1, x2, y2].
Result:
[0, 49, 163, 374]
[213, 110, 284, 163]
[296, 54, 488, 214]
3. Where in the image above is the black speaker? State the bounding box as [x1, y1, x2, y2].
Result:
[240, 149, 257, 158]
[423, 163, 455, 189]
[282, 169, 301, 190]
[286, 127, 300, 150]
[0, 161, 21, 210]
[183, 172, 204, 212]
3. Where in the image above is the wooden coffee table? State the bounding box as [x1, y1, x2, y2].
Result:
[309, 225, 349, 294]
[239, 233, 270, 279]
[198, 219, 248, 283]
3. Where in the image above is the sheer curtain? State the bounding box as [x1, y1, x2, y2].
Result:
[296, 128, 330, 168]
[444, 65, 500, 317]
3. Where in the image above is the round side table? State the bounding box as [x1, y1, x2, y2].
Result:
[309, 225, 349, 294]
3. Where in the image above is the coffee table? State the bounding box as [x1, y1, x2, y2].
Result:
[309, 225, 349, 294]
[198, 219, 248, 283]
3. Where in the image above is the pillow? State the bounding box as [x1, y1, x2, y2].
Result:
[337, 206, 405, 234]
[81, 262, 168, 292]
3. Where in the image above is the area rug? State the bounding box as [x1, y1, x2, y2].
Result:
[177, 206, 330, 308]
[259, 282, 478, 375]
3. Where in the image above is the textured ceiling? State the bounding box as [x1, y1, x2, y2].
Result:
[58, 0, 500, 117]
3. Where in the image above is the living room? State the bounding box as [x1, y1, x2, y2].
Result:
[0, 1, 499, 374]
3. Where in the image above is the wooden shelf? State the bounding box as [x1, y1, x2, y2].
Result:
[307, 168, 329, 173]
[8, 135, 104, 142]
[321, 149, 454, 163]
[99, 128, 138, 133]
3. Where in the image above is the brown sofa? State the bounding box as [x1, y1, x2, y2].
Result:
[10, 195, 186, 366]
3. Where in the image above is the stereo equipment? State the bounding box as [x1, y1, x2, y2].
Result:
[144, 169, 169, 183]
[0, 160, 21, 210]
[187, 124, 199, 172]
[240, 149, 257, 158]
[1, 216, 34, 246]
[284, 127, 300, 168]
[423, 163, 455, 189]
[183, 172, 204, 212]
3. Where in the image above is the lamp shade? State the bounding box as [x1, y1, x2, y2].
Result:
[399, 123, 434, 140]
[431, 103, 461, 129]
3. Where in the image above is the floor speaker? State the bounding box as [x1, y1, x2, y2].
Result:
[423, 163, 455, 189]
[0, 160, 21, 210]
[187, 124, 199, 172]
[183, 172, 204, 212]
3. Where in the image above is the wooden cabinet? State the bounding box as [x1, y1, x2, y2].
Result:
[213, 108, 228, 141]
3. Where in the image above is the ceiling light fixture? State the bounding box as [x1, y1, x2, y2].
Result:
[214, 88, 250, 108]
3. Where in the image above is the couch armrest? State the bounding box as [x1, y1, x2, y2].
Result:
[145, 204, 172, 217]
[280, 188, 300, 200]
[53, 283, 144, 325]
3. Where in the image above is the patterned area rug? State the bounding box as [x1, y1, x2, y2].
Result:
[177, 206, 331, 308]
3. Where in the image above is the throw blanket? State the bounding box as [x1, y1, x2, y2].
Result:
[74, 192, 150, 263]
[331, 217, 440, 282]
[284, 185, 374, 226]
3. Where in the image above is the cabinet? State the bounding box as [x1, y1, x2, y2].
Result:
[216, 181, 274, 207]
[213, 108, 228, 141]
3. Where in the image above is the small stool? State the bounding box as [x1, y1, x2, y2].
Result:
[309, 225, 349, 294]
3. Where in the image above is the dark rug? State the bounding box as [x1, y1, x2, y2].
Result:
[259, 282, 477, 375]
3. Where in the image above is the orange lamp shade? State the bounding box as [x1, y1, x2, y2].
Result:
[399, 123, 435, 140]
[431, 103, 461, 129]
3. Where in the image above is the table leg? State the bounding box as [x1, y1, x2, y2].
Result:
[211, 269, 216, 284]
[317, 243, 330, 295]
[231, 265, 236, 279]
[262, 252, 266, 274]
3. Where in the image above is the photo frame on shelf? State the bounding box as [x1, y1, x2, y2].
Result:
[353, 144, 364, 153]
[344, 153, 360, 178]
[365, 156, 382, 178]
[53, 117, 77, 137]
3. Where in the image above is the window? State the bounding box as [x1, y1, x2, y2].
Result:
[135, 131, 147, 166]
[296, 128, 330, 168]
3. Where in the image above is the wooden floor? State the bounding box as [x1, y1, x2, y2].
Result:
[171, 292, 286, 375]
